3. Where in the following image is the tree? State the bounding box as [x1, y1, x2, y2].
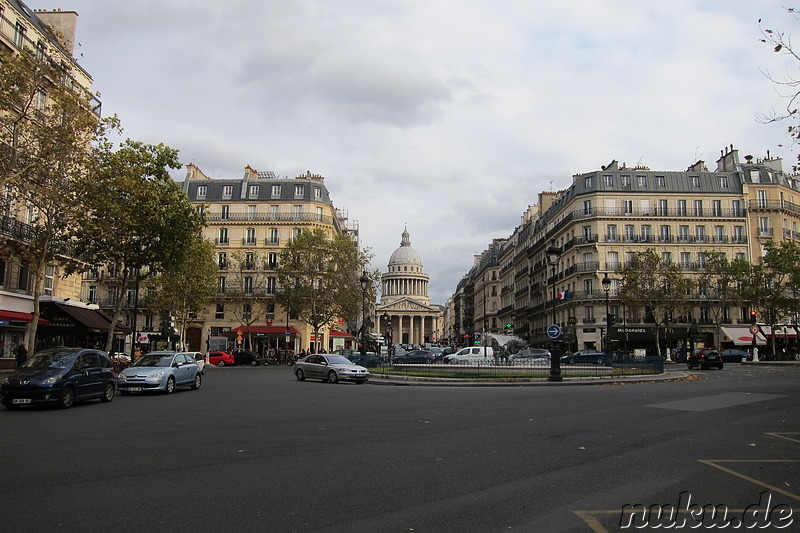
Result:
[220, 250, 275, 351]
[758, 8, 800, 168]
[756, 241, 800, 358]
[0, 51, 114, 349]
[696, 252, 751, 346]
[617, 249, 694, 357]
[145, 237, 218, 350]
[71, 139, 206, 352]
[275, 229, 374, 351]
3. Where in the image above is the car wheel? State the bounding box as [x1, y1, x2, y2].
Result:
[164, 376, 176, 394]
[60, 386, 75, 409]
[718, 363, 724, 370]
[217, 360, 226, 367]
[686, 362, 693, 369]
[327, 370, 339, 384]
[100, 381, 115, 402]
[251, 360, 258, 366]
[295, 369, 306, 381]
[191, 373, 202, 390]
[596, 357, 604, 365]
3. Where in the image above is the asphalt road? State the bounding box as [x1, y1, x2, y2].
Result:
[1, 363, 798, 532]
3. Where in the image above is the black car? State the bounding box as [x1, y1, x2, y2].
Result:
[560, 351, 609, 365]
[233, 350, 262, 366]
[687, 349, 724, 370]
[1, 347, 117, 409]
[393, 349, 436, 364]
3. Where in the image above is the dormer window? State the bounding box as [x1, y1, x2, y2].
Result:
[222, 185, 233, 199]
[196, 185, 207, 199]
[294, 185, 305, 198]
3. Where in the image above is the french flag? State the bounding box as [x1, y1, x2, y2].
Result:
[557, 289, 570, 300]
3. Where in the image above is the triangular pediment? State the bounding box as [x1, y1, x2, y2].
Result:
[379, 298, 436, 313]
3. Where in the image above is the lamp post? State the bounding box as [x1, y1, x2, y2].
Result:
[602, 272, 611, 358]
[382, 311, 392, 362]
[360, 270, 369, 357]
[546, 240, 562, 382]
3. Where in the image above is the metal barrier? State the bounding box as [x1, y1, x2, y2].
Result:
[373, 356, 664, 381]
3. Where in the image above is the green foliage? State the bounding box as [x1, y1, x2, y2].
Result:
[275, 229, 374, 339]
[0, 51, 115, 348]
[617, 249, 694, 356]
[71, 139, 206, 351]
[145, 237, 218, 349]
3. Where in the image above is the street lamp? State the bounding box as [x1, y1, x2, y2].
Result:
[360, 270, 369, 357]
[602, 272, 611, 358]
[546, 240, 562, 382]
[382, 310, 392, 362]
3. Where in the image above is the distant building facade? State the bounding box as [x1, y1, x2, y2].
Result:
[452, 146, 800, 355]
[376, 229, 443, 346]
[176, 164, 360, 354]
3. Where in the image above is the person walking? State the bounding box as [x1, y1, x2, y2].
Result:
[15, 343, 28, 368]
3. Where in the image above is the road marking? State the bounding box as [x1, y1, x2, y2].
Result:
[768, 432, 800, 444]
[698, 460, 800, 501]
[649, 392, 786, 411]
[574, 432, 799, 532]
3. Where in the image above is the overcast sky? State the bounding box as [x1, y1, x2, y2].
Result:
[34, 0, 798, 305]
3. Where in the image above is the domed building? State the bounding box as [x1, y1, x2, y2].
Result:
[376, 228, 443, 346]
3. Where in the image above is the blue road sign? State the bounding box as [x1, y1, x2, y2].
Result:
[547, 324, 561, 339]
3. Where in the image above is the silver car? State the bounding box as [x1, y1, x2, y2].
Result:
[117, 352, 201, 394]
[294, 354, 370, 384]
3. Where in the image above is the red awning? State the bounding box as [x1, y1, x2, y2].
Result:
[226, 326, 301, 335]
[0, 310, 50, 325]
[329, 330, 354, 338]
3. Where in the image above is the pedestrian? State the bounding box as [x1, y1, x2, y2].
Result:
[15, 343, 28, 368]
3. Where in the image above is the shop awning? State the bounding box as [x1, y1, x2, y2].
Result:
[39, 302, 129, 334]
[329, 330, 354, 338]
[758, 326, 797, 338]
[227, 326, 301, 335]
[720, 327, 766, 346]
[0, 310, 50, 325]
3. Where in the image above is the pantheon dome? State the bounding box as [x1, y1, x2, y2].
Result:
[377, 228, 441, 346]
[381, 228, 429, 306]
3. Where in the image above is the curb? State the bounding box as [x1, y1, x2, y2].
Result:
[366, 371, 692, 387]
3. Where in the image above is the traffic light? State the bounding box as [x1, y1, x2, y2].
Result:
[474, 333, 481, 344]
[505, 323, 513, 332]
[750, 310, 758, 324]
[608, 314, 616, 326]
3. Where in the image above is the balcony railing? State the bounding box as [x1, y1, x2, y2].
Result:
[207, 212, 337, 225]
[0, 12, 101, 117]
[574, 206, 745, 220]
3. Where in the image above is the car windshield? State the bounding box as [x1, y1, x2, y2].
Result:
[326, 355, 352, 365]
[133, 354, 174, 367]
[22, 350, 76, 370]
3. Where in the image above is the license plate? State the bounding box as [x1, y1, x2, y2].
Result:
[128, 387, 142, 392]
[12, 398, 31, 404]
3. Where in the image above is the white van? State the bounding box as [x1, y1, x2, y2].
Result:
[449, 346, 494, 365]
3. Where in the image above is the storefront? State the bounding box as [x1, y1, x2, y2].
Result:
[0, 310, 49, 369]
[37, 301, 129, 352]
[225, 325, 301, 356]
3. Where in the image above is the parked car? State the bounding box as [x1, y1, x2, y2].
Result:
[687, 349, 724, 370]
[233, 350, 262, 366]
[427, 347, 444, 361]
[178, 351, 205, 374]
[720, 348, 752, 363]
[208, 351, 235, 366]
[560, 351, 609, 365]
[393, 349, 437, 364]
[508, 348, 551, 366]
[117, 351, 202, 394]
[448, 347, 495, 365]
[347, 351, 380, 367]
[1, 347, 117, 410]
[294, 354, 370, 384]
